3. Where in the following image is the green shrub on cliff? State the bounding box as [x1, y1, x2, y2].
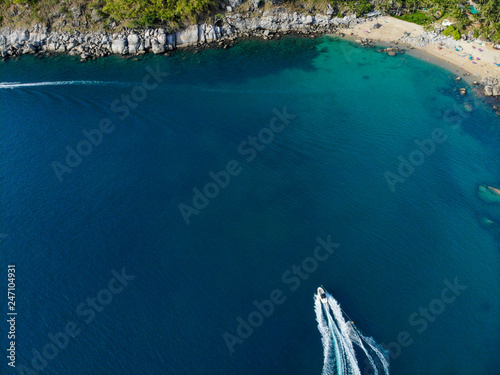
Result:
[394, 12, 432, 26]
[441, 25, 462, 40]
[442, 25, 456, 36]
[102, 0, 218, 26]
[348, 0, 372, 16]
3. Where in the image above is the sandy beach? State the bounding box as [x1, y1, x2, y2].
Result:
[339, 16, 500, 82]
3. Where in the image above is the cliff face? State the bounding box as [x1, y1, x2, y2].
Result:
[0, 8, 365, 60]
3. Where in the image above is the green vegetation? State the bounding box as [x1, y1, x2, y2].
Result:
[347, 0, 372, 16]
[0, 0, 220, 28]
[442, 25, 460, 40]
[442, 25, 455, 36]
[102, 0, 218, 27]
[0, 0, 498, 42]
[394, 11, 432, 25]
[384, 0, 500, 42]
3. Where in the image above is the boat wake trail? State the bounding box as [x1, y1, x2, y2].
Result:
[0, 81, 124, 89]
[315, 289, 390, 375]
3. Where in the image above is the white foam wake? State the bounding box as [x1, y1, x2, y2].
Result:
[314, 290, 390, 375]
[315, 298, 336, 375]
[0, 80, 121, 89]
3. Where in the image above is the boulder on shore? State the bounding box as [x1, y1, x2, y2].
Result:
[111, 38, 127, 54]
[175, 25, 200, 47]
[127, 34, 140, 54]
[151, 40, 165, 54]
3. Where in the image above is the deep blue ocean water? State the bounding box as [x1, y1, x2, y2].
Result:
[0, 36, 499, 374]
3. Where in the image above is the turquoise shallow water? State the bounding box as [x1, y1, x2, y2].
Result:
[0, 36, 499, 374]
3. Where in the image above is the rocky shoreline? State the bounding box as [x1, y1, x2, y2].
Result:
[0, 8, 365, 61]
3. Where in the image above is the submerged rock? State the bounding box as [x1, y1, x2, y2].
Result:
[464, 102, 473, 112]
[478, 185, 500, 203]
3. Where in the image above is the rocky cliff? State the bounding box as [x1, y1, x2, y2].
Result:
[0, 8, 364, 60]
